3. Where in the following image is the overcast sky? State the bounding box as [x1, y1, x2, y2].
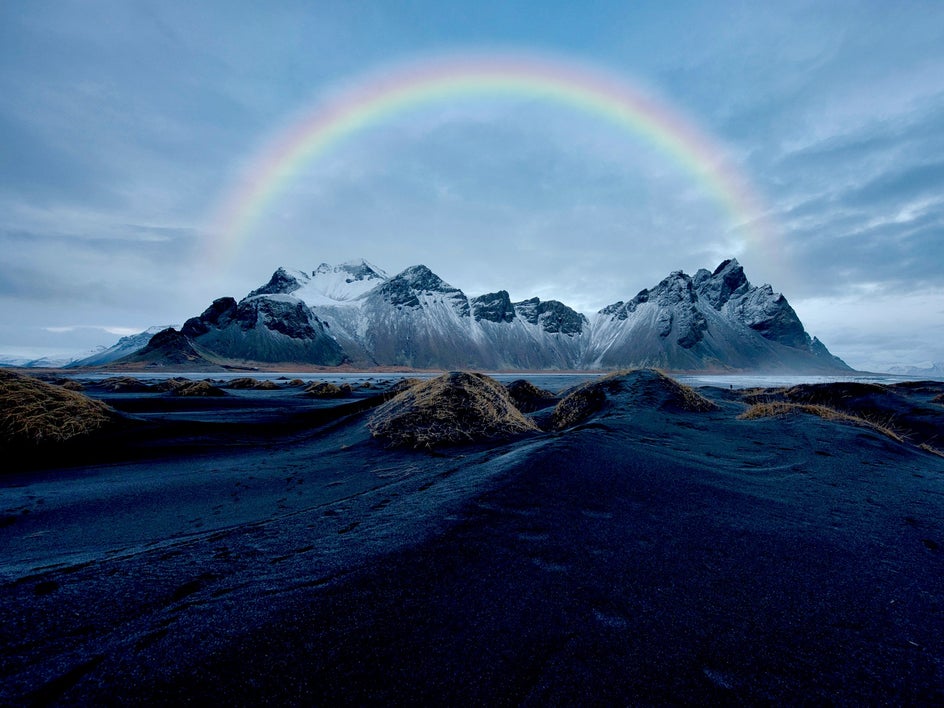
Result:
[1, 1, 942, 371]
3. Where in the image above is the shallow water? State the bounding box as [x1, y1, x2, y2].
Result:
[63, 369, 941, 392]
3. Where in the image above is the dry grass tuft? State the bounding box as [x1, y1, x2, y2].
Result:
[551, 377, 612, 430]
[505, 379, 557, 413]
[368, 371, 538, 448]
[0, 369, 118, 447]
[304, 381, 344, 398]
[738, 402, 904, 442]
[385, 378, 423, 396]
[152, 377, 191, 393]
[98, 376, 152, 393]
[665, 375, 719, 413]
[171, 380, 227, 397]
[919, 443, 944, 458]
[551, 369, 716, 430]
[227, 377, 280, 390]
[59, 380, 85, 391]
[932, 393, 944, 405]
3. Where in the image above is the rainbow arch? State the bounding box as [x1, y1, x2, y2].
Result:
[208, 51, 773, 265]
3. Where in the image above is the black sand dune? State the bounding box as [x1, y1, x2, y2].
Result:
[2, 370, 944, 704]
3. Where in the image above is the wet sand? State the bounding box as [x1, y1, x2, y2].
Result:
[2, 375, 944, 704]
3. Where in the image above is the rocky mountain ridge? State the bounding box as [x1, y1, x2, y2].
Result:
[92, 258, 851, 372]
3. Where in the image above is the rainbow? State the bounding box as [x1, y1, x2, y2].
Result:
[209, 51, 773, 265]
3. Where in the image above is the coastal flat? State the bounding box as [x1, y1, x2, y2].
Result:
[2, 376, 943, 704]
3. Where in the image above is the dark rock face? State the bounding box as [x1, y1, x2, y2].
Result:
[182, 298, 237, 338]
[376, 265, 470, 316]
[182, 296, 346, 365]
[650, 273, 707, 348]
[471, 291, 516, 323]
[114, 328, 221, 369]
[594, 259, 850, 371]
[693, 259, 809, 349]
[248, 268, 304, 298]
[694, 259, 750, 310]
[233, 298, 323, 340]
[513, 299, 586, 335]
[142, 328, 191, 352]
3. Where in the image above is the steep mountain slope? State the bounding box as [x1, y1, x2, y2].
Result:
[108, 328, 225, 371]
[181, 295, 347, 366]
[308, 266, 590, 369]
[70, 326, 179, 367]
[588, 259, 850, 372]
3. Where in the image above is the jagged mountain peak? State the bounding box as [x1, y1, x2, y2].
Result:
[394, 264, 450, 290]
[314, 259, 388, 281]
[249, 267, 309, 298]
[471, 291, 516, 323]
[514, 298, 587, 336]
[373, 265, 469, 316]
[694, 258, 750, 310]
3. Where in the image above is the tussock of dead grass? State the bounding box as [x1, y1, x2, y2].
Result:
[227, 377, 280, 390]
[664, 376, 719, 413]
[385, 378, 422, 396]
[919, 442, 944, 458]
[59, 380, 85, 391]
[304, 381, 344, 398]
[152, 378, 226, 397]
[368, 371, 538, 448]
[505, 379, 556, 413]
[98, 376, 152, 393]
[173, 380, 227, 397]
[552, 369, 717, 430]
[0, 369, 117, 447]
[738, 402, 904, 442]
[551, 377, 612, 430]
[932, 393, 944, 405]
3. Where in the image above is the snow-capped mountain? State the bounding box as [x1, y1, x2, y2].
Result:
[248, 259, 389, 305]
[887, 362, 944, 377]
[586, 259, 849, 370]
[69, 326, 179, 367]
[159, 257, 850, 372]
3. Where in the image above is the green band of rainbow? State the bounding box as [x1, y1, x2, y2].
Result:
[209, 51, 774, 265]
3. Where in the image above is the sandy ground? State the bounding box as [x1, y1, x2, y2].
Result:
[2, 375, 944, 704]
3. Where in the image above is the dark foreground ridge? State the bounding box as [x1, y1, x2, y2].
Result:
[2, 370, 944, 704]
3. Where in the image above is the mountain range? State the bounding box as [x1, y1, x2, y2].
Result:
[77, 258, 851, 372]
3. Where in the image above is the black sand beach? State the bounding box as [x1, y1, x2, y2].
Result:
[2, 370, 944, 704]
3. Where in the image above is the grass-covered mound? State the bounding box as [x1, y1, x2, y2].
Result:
[97, 376, 153, 393]
[504, 379, 557, 413]
[385, 378, 422, 396]
[304, 381, 345, 398]
[738, 401, 904, 442]
[552, 369, 717, 430]
[741, 381, 944, 453]
[0, 369, 119, 448]
[368, 371, 539, 448]
[173, 380, 227, 397]
[154, 378, 227, 397]
[226, 377, 280, 390]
